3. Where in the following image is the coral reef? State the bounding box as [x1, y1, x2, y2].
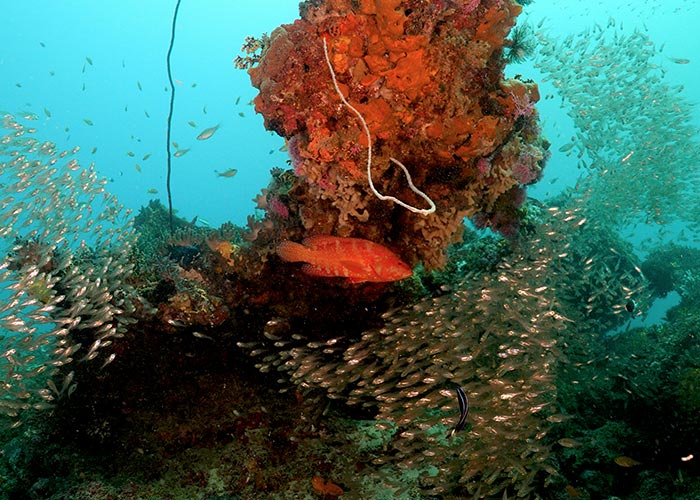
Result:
[5, 2, 700, 499]
[0, 122, 685, 499]
[542, 272, 700, 499]
[244, 0, 548, 269]
[235, 194, 654, 498]
[242, 205, 607, 498]
[640, 245, 700, 298]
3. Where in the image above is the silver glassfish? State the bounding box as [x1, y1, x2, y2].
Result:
[196, 124, 221, 141]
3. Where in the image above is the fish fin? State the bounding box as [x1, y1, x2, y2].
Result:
[276, 241, 310, 262]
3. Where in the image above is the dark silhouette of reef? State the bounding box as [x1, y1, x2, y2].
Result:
[7, 194, 700, 500]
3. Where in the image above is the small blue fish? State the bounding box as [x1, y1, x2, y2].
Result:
[448, 386, 469, 438]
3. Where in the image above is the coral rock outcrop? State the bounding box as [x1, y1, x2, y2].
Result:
[248, 0, 548, 268]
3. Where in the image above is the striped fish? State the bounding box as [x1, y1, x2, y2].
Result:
[448, 386, 469, 437]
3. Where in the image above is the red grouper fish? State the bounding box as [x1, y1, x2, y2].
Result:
[276, 235, 413, 283]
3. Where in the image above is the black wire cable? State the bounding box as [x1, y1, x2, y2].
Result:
[165, 0, 182, 235]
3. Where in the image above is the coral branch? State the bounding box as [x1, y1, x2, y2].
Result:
[322, 37, 435, 216]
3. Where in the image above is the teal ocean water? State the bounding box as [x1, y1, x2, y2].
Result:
[1, 1, 700, 499]
[2, 1, 698, 228]
[2, 1, 298, 227]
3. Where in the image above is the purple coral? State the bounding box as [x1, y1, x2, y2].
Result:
[509, 89, 536, 119]
[269, 195, 290, 219]
[511, 147, 542, 185]
[287, 136, 304, 175]
[476, 156, 492, 177]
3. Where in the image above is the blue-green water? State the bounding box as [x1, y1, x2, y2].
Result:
[2, 1, 700, 499]
[2, 0, 698, 230]
[2, 1, 298, 227]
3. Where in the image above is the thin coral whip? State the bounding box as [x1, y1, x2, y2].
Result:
[322, 37, 436, 216]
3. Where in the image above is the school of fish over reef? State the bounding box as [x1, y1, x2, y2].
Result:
[1, 1, 700, 499]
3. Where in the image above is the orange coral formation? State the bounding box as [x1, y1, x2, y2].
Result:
[311, 476, 344, 497]
[248, 0, 548, 268]
[206, 237, 239, 267]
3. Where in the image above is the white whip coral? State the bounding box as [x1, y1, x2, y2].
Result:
[322, 37, 436, 216]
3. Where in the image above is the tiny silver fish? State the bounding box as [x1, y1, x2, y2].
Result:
[197, 124, 221, 141]
[216, 168, 238, 178]
[192, 331, 214, 341]
[101, 353, 116, 369]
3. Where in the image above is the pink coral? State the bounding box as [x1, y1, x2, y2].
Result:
[463, 0, 481, 13]
[269, 195, 290, 219]
[476, 156, 492, 177]
[512, 158, 537, 185]
[510, 89, 536, 118]
[287, 136, 304, 175]
[512, 146, 543, 185]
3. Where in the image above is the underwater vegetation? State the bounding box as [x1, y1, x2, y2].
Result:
[1, 1, 700, 499]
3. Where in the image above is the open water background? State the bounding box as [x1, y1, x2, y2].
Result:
[1, 0, 698, 249]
